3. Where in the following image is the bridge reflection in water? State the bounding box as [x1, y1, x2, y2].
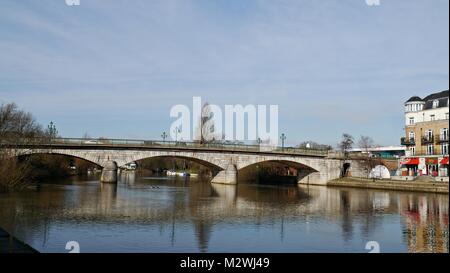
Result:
[0, 173, 447, 253]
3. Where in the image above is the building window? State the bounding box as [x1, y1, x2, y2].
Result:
[409, 117, 414, 125]
[430, 114, 435, 121]
[427, 144, 434, 155]
[442, 128, 449, 141]
[409, 147, 415, 156]
[426, 129, 433, 140]
[446, 113, 449, 120]
[409, 131, 415, 141]
[432, 100, 439, 108]
[442, 144, 449, 155]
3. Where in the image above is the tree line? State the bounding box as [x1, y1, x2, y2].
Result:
[0, 103, 96, 192]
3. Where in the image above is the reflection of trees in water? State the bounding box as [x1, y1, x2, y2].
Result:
[193, 220, 213, 252]
[187, 181, 219, 252]
[340, 191, 353, 242]
[0, 186, 67, 247]
[1, 175, 448, 253]
[344, 190, 402, 242]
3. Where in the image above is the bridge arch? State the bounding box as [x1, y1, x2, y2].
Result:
[237, 159, 318, 172]
[235, 155, 322, 173]
[117, 151, 227, 171]
[10, 149, 104, 168]
[237, 159, 319, 181]
[122, 155, 224, 174]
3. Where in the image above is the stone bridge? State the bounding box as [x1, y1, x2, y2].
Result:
[3, 138, 366, 185]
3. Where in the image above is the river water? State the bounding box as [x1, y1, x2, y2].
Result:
[0, 172, 448, 253]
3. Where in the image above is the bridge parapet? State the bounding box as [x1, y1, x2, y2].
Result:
[1, 137, 329, 157]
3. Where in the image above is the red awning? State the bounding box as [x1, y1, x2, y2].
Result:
[404, 158, 419, 165]
[440, 157, 449, 165]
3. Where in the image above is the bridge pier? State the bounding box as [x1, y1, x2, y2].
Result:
[297, 169, 316, 184]
[211, 164, 237, 185]
[101, 161, 118, 183]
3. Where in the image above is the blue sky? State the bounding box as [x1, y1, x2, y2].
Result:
[0, 0, 448, 147]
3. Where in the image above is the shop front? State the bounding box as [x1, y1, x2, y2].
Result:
[425, 158, 439, 177]
[439, 157, 449, 177]
[401, 157, 419, 176]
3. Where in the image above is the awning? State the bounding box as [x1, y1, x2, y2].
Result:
[440, 157, 449, 165]
[426, 158, 438, 165]
[404, 158, 419, 165]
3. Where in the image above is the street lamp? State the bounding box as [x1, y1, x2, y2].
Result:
[280, 133, 286, 151]
[256, 137, 262, 150]
[48, 121, 58, 141]
[161, 131, 168, 143]
[173, 126, 181, 142]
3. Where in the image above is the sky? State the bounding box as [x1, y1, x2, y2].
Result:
[0, 0, 448, 147]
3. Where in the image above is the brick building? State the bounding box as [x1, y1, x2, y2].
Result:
[401, 90, 449, 177]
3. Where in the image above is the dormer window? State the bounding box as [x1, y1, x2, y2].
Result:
[432, 100, 439, 108]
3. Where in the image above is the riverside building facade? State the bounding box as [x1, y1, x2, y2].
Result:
[401, 90, 449, 177]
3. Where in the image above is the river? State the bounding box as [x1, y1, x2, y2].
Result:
[0, 172, 448, 253]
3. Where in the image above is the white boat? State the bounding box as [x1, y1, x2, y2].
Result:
[166, 170, 177, 176]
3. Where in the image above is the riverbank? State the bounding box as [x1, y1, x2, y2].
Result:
[0, 227, 38, 253]
[328, 177, 449, 194]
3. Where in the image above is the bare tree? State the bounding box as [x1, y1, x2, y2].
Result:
[358, 135, 374, 155]
[358, 135, 379, 178]
[0, 103, 44, 191]
[0, 103, 43, 143]
[339, 133, 354, 159]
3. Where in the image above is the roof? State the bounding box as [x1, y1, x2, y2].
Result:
[423, 90, 449, 110]
[423, 90, 449, 101]
[405, 90, 449, 109]
[406, 96, 423, 103]
[350, 146, 406, 152]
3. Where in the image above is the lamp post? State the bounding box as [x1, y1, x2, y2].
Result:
[161, 131, 168, 143]
[48, 121, 58, 141]
[173, 126, 181, 143]
[280, 133, 286, 151]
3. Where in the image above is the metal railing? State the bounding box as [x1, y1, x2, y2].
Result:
[0, 137, 330, 157]
[401, 137, 415, 146]
[421, 135, 434, 145]
[436, 134, 449, 143]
